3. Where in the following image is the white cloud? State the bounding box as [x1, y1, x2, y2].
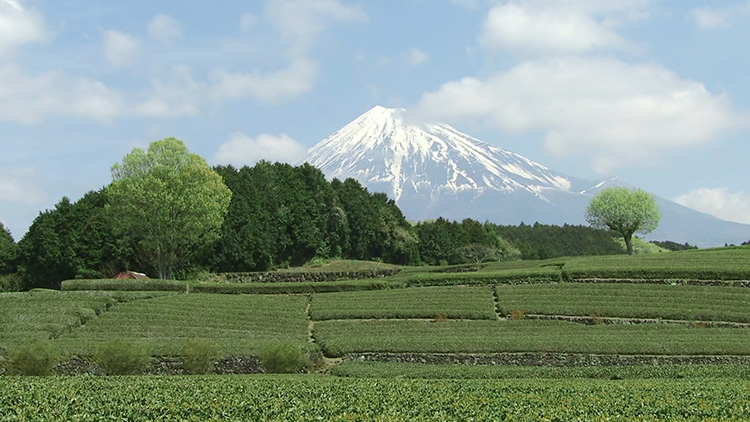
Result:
[0, 0, 46, 54]
[689, 4, 750, 29]
[265, 0, 366, 53]
[0, 65, 121, 123]
[132, 66, 202, 117]
[103, 30, 139, 67]
[675, 188, 750, 224]
[0, 167, 43, 204]
[214, 132, 308, 166]
[416, 57, 738, 174]
[479, 0, 646, 55]
[240, 13, 259, 31]
[405, 48, 429, 66]
[148, 14, 182, 43]
[69, 78, 123, 120]
[211, 59, 318, 104]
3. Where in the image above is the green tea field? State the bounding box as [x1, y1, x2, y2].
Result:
[1, 247, 749, 420]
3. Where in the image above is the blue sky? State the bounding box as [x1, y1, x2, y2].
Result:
[1, 0, 749, 239]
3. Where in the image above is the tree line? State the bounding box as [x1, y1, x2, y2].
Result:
[0, 138, 640, 291]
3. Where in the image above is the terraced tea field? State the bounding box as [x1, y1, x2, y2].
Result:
[2, 247, 749, 420]
[54, 293, 310, 355]
[495, 283, 750, 323]
[1, 376, 747, 421]
[310, 286, 496, 320]
[314, 319, 750, 357]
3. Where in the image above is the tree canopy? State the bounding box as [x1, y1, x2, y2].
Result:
[0, 221, 17, 275]
[585, 187, 661, 255]
[108, 138, 232, 279]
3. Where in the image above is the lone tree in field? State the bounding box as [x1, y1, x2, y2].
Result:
[585, 186, 660, 255]
[108, 138, 232, 279]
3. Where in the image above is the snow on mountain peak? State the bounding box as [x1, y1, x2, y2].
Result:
[306, 106, 572, 203]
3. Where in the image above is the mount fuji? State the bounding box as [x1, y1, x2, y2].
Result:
[305, 106, 750, 247]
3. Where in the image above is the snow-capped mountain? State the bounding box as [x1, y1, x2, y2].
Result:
[306, 106, 750, 247]
[309, 105, 582, 203]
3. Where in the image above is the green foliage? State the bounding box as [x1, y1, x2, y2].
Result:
[0, 290, 156, 350]
[304, 256, 328, 268]
[651, 240, 698, 251]
[183, 339, 221, 374]
[586, 187, 661, 255]
[310, 286, 497, 320]
[8, 340, 59, 375]
[55, 294, 309, 356]
[493, 222, 623, 259]
[0, 221, 18, 275]
[496, 283, 750, 323]
[61, 278, 188, 292]
[95, 339, 150, 375]
[315, 319, 750, 357]
[404, 268, 562, 287]
[0, 273, 22, 292]
[562, 247, 750, 280]
[108, 138, 232, 279]
[17, 192, 135, 289]
[0, 377, 748, 421]
[259, 342, 310, 373]
[332, 362, 750, 380]
[191, 279, 403, 295]
[211, 163, 418, 272]
[615, 236, 669, 254]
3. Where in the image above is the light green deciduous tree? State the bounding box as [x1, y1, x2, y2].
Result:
[108, 138, 231, 279]
[585, 187, 661, 255]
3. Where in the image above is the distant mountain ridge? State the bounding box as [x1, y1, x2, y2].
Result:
[305, 106, 750, 247]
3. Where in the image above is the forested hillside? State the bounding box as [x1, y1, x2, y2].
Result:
[1, 161, 631, 290]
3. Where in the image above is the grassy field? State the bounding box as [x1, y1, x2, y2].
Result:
[560, 247, 750, 280]
[331, 362, 750, 380]
[0, 290, 172, 350]
[2, 248, 750, 419]
[1, 376, 747, 421]
[54, 293, 310, 355]
[495, 283, 750, 322]
[310, 286, 496, 320]
[314, 319, 750, 357]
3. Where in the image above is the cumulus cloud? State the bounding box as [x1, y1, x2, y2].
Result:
[0, 167, 43, 204]
[132, 66, 202, 117]
[0, 0, 46, 54]
[103, 30, 139, 67]
[675, 188, 750, 224]
[0, 65, 122, 123]
[148, 14, 182, 43]
[265, 0, 366, 53]
[211, 59, 318, 104]
[479, 0, 646, 55]
[416, 57, 738, 174]
[689, 4, 750, 29]
[214, 132, 308, 166]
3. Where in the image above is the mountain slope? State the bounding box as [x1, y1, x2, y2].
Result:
[306, 106, 750, 247]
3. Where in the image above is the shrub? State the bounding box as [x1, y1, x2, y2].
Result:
[304, 256, 328, 268]
[95, 339, 150, 375]
[260, 342, 310, 374]
[0, 273, 22, 292]
[9, 341, 59, 375]
[61, 279, 188, 292]
[183, 339, 221, 375]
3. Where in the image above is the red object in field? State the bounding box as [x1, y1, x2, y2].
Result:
[114, 271, 149, 279]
